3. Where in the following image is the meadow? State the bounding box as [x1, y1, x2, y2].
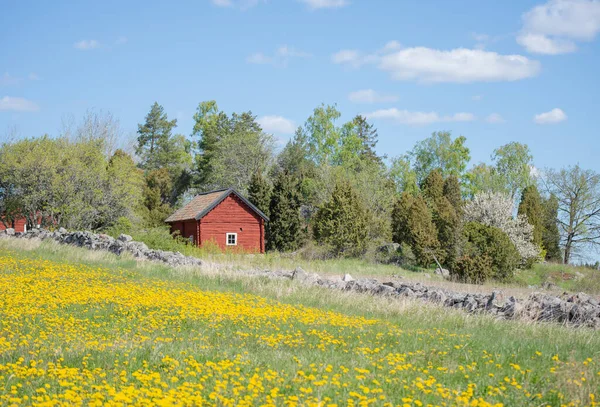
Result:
[0, 239, 599, 406]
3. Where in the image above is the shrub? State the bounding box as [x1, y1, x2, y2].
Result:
[460, 222, 520, 281]
[313, 180, 370, 257]
[453, 254, 493, 284]
[465, 191, 540, 266]
[391, 193, 442, 267]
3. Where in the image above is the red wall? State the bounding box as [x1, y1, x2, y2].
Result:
[170, 220, 198, 244]
[200, 195, 264, 253]
[0, 218, 27, 233]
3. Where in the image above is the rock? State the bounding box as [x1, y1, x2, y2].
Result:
[377, 242, 400, 254]
[373, 284, 396, 296]
[397, 286, 416, 297]
[5, 228, 15, 236]
[345, 279, 380, 293]
[342, 273, 354, 282]
[58, 227, 67, 234]
[542, 281, 559, 290]
[291, 267, 307, 281]
[434, 268, 450, 277]
[428, 289, 446, 303]
[118, 234, 133, 242]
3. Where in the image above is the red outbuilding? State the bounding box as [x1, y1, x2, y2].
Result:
[165, 188, 269, 253]
[0, 217, 27, 233]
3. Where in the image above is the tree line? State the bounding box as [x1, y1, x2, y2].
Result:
[1, 101, 599, 277]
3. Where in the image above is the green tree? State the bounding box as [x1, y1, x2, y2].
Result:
[464, 163, 507, 198]
[142, 168, 174, 226]
[492, 142, 534, 200]
[313, 180, 370, 257]
[518, 185, 543, 247]
[390, 155, 419, 195]
[192, 101, 275, 193]
[247, 171, 272, 219]
[301, 104, 342, 166]
[422, 170, 460, 269]
[334, 115, 382, 169]
[267, 172, 304, 252]
[410, 131, 471, 183]
[460, 222, 520, 281]
[391, 193, 441, 267]
[443, 175, 463, 217]
[106, 150, 144, 222]
[136, 102, 179, 171]
[541, 194, 562, 262]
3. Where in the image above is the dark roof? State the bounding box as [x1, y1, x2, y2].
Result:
[165, 188, 269, 223]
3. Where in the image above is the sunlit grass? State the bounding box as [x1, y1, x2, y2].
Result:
[0, 240, 599, 406]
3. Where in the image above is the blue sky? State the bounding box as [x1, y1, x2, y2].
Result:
[1, 0, 599, 171]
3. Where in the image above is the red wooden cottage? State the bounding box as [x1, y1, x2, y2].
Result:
[165, 188, 269, 253]
[0, 217, 27, 233]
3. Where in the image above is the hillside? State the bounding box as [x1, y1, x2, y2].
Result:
[0, 238, 598, 406]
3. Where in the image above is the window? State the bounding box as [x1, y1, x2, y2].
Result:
[226, 233, 237, 246]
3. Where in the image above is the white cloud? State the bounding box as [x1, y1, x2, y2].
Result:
[534, 108, 567, 124]
[28, 73, 40, 81]
[379, 47, 540, 83]
[517, 0, 600, 54]
[472, 95, 483, 101]
[0, 73, 20, 86]
[485, 113, 506, 124]
[247, 45, 311, 66]
[517, 33, 577, 54]
[300, 0, 349, 9]
[332, 43, 540, 83]
[74, 40, 100, 50]
[348, 89, 398, 104]
[0, 96, 39, 112]
[364, 108, 475, 125]
[258, 115, 296, 134]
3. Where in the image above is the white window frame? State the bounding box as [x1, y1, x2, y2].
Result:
[226, 233, 237, 246]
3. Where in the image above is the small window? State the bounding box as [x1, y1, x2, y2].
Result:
[226, 233, 237, 246]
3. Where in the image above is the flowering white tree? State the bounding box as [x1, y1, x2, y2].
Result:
[465, 191, 540, 263]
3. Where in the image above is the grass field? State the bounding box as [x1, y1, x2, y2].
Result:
[1, 239, 599, 406]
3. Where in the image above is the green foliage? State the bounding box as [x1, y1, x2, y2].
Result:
[461, 222, 520, 281]
[247, 171, 272, 219]
[334, 115, 382, 169]
[541, 194, 562, 262]
[0, 137, 142, 230]
[464, 163, 507, 198]
[313, 181, 370, 257]
[142, 168, 174, 227]
[421, 169, 445, 204]
[136, 102, 181, 171]
[410, 131, 471, 184]
[422, 170, 461, 269]
[192, 101, 275, 193]
[492, 142, 534, 200]
[453, 254, 493, 284]
[267, 172, 304, 252]
[443, 175, 463, 217]
[302, 104, 342, 166]
[391, 193, 441, 267]
[389, 155, 419, 195]
[518, 185, 543, 246]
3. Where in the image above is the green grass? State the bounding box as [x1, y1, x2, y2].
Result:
[1, 238, 599, 406]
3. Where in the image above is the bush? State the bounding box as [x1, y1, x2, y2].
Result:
[453, 254, 493, 284]
[459, 222, 520, 281]
[313, 180, 370, 257]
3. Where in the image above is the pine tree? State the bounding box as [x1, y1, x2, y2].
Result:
[391, 192, 441, 267]
[518, 185, 543, 246]
[248, 171, 272, 219]
[313, 180, 370, 257]
[136, 102, 178, 171]
[267, 172, 303, 252]
[541, 194, 562, 262]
